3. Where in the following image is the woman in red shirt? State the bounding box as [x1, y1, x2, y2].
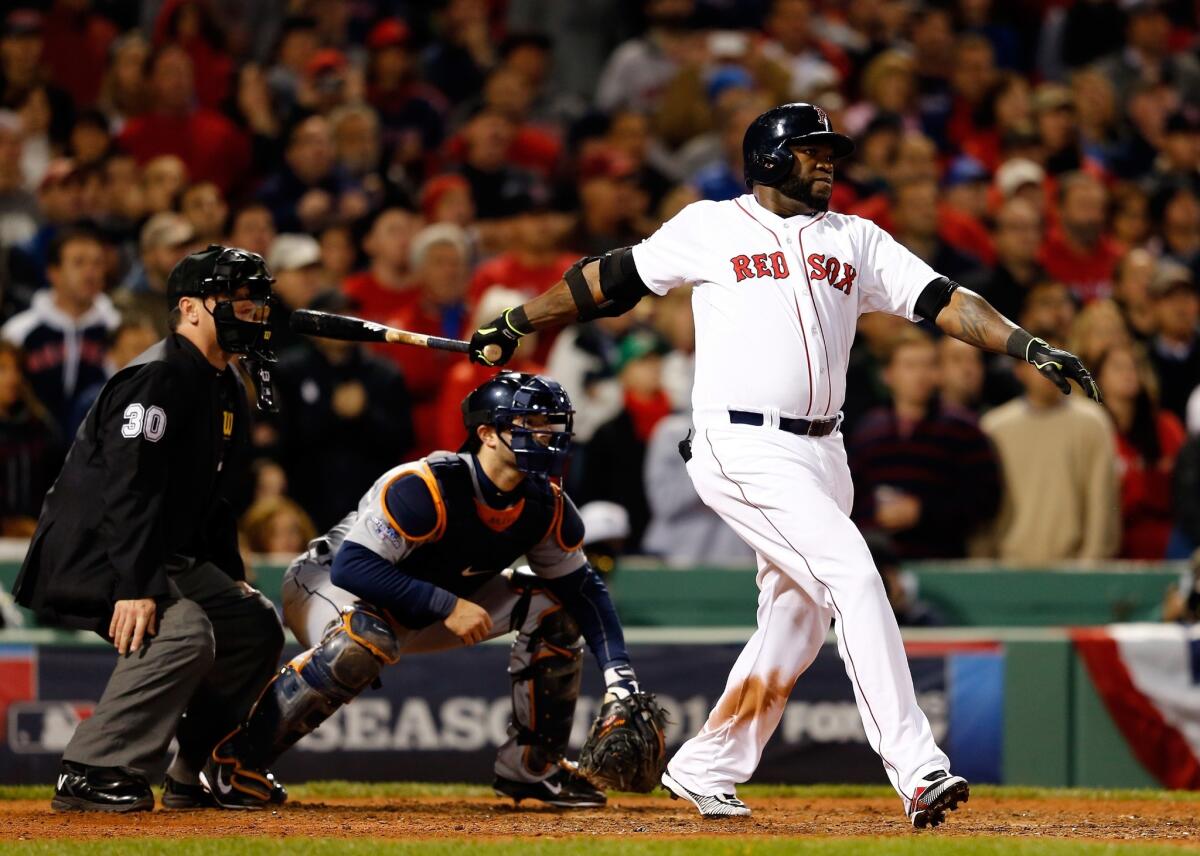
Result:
[1096, 342, 1186, 559]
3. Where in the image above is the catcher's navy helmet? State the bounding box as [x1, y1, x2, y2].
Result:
[461, 372, 574, 476]
[742, 102, 855, 189]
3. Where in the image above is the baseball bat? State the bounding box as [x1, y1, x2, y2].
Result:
[290, 309, 502, 362]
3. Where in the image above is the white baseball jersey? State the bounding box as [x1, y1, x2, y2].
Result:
[633, 192, 955, 809]
[631, 194, 940, 419]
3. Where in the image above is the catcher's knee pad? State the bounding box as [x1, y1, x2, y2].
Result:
[243, 604, 400, 765]
[508, 606, 583, 774]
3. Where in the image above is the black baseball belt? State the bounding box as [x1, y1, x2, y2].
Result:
[728, 409, 841, 437]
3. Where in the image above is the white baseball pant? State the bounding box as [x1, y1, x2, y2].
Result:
[666, 418, 950, 805]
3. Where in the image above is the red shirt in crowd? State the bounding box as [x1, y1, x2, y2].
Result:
[41, 5, 117, 108]
[118, 110, 250, 195]
[381, 299, 468, 455]
[442, 127, 562, 179]
[342, 271, 418, 324]
[1115, 411, 1186, 559]
[847, 195, 996, 266]
[1038, 228, 1124, 304]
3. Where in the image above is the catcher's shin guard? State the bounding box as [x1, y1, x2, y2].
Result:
[498, 606, 583, 779]
[242, 604, 402, 766]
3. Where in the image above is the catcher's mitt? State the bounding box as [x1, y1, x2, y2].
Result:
[578, 692, 669, 792]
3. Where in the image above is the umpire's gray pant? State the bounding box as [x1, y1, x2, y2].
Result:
[63, 559, 284, 781]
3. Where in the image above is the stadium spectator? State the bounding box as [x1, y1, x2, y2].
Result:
[67, 313, 160, 437]
[1018, 280, 1077, 345]
[691, 100, 762, 202]
[760, 0, 844, 103]
[1, 229, 118, 433]
[68, 109, 112, 168]
[316, 223, 357, 284]
[571, 148, 651, 254]
[226, 202, 276, 258]
[0, 339, 62, 537]
[643, 409, 754, 566]
[842, 49, 915, 138]
[1111, 184, 1153, 248]
[1039, 172, 1123, 303]
[0, 10, 74, 141]
[365, 18, 445, 178]
[423, 0, 498, 106]
[40, 0, 117, 111]
[1112, 248, 1159, 341]
[1158, 186, 1200, 278]
[467, 193, 575, 306]
[1147, 261, 1200, 420]
[1069, 299, 1132, 368]
[937, 336, 986, 413]
[1147, 112, 1200, 199]
[595, 0, 692, 114]
[266, 233, 326, 357]
[890, 177, 983, 282]
[1095, 341, 1186, 559]
[114, 212, 198, 334]
[139, 153, 188, 215]
[341, 206, 421, 323]
[848, 328, 1000, 559]
[498, 31, 584, 128]
[384, 223, 473, 454]
[24, 158, 84, 281]
[979, 332, 1119, 562]
[96, 31, 148, 129]
[151, 0, 236, 111]
[455, 109, 540, 220]
[966, 197, 1044, 322]
[239, 496, 316, 556]
[1032, 83, 1090, 177]
[1091, 0, 1200, 109]
[0, 111, 37, 249]
[117, 44, 249, 194]
[432, 286, 545, 453]
[272, 292, 413, 532]
[580, 327, 673, 551]
[257, 114, 363, 234]
[178, 181, 227, 245]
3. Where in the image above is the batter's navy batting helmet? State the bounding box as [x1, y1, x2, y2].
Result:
[461, 372, 575, 476]
[742, 102, 855, 189]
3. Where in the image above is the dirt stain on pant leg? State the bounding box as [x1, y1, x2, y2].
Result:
[705, 668, 796, 731]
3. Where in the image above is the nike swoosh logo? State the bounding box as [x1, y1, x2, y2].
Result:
[477, 327, 497, 335]
[57, 774, 67, 791]
[213, 773, 235, 797]
[1033, 359, 1063, 371]
[543, 780, 562, 795]
[460, 566, 495, 577]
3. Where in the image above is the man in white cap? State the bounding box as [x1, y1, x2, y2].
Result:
[267, 232, 327, 357]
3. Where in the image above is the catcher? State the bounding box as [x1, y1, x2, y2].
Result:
[201, 372, 667, 808]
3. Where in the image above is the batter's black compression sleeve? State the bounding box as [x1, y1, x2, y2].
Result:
[331, 541, 458, 628]
[540, 564, 630, 671]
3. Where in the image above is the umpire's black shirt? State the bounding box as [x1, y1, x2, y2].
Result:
[13, 334, 250, 632]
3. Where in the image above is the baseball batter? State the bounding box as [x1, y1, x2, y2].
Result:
[469, 103, 1100, 826]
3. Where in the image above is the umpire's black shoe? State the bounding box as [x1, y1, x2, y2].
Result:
[51, 761, 154, 813]
[161, 776, 218, 810]
[494, 762, 607, 809]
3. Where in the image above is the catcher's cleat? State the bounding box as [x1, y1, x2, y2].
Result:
[199, 734, 275, 810]
[163, 773, 286, 809]
[494, 761, 607, 809]
[661, 771, 751, 818]
[908, 770, 969, 829]
[51, 761, 154, 813]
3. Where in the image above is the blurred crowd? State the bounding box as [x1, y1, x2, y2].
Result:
[2, 0, 1200, 578]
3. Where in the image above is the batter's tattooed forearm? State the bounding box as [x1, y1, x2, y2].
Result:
[938, 288, 1020, 354]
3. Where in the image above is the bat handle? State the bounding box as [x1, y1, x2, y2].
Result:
[482, 344, 503, 364]
[425, 335, 471, 354]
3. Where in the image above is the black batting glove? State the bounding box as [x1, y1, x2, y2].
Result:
[469, 307, 530, 366]
[1024, 336, 1103, 403]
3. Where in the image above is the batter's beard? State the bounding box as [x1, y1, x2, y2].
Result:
[777, 175, 832, 212]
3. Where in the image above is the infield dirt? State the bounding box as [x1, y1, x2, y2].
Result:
[0, 793, 1196, 844]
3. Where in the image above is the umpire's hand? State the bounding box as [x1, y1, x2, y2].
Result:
[110, 598, 158, 655]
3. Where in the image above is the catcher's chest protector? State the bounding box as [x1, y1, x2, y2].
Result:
[405, 454, 559, 595]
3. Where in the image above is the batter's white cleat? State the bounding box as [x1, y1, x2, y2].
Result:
[661, 771, 752, 818]
[908, 770, 969, 828]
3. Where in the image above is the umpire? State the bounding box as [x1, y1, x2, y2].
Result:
[13, 245, 286, 812]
